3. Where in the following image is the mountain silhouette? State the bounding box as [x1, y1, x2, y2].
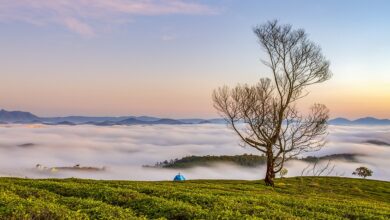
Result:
[0, 109, 39, 123]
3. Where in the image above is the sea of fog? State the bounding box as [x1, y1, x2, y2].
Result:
[0, 124, 389, 181]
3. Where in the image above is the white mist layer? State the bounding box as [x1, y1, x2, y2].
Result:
[0, 124, 389, 181]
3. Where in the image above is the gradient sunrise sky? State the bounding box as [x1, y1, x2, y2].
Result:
[0, 0, 389, 119]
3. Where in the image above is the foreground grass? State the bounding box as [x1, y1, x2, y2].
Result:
[0, 177, 389, 219]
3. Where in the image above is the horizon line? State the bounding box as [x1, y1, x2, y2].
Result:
[1, 108, 389, 121]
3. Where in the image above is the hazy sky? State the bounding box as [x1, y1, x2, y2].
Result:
[1, 0, 389, 118]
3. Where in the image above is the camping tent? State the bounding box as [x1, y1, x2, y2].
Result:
[173, 173, 186, 181]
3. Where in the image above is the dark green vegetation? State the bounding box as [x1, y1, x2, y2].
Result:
[353, 167, 374, 179]
[149, 154, 359, 168]
[365, 139, 390, 146]
[0, 177, 389, 219]
[151, 154, 267, 168]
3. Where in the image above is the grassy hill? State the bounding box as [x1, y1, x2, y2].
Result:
[149, 154, 359, 168]
[0, 177, 389, 219]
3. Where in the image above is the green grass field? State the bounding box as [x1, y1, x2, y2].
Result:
[0, 177, 389, 219]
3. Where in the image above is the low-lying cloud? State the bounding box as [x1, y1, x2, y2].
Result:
[0, 124, 389, 181]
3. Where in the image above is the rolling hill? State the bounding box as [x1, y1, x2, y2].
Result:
[0, 177, 388, 219]
[149, 153, 360, 168]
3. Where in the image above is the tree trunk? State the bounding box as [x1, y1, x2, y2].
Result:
[264, 152, 275, 187]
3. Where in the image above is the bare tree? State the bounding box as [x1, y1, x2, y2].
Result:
[301, 159, 336, 177]
[212, 20, 332, 186]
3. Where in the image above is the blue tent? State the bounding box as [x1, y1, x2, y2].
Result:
[173, 173, 186, 181]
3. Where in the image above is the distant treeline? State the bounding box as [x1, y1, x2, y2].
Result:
[152, 154, 267, 168]
[145, 153, 359, 169]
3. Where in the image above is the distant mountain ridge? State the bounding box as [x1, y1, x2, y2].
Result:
[0, 109, 389, 126]
[0, 109, 224, 125]
[329, 117, 390, 125]
[115, 118, 186, 125]
[0, 109, 39, 123]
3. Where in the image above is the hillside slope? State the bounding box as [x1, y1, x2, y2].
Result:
[150, 154, 359, 168]
[0, 177, 389, 219]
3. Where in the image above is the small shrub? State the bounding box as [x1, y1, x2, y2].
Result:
[280, 168, 288, 178]
[352, 167, 373, 179]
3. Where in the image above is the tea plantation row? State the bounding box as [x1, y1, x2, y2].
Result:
[0, 177, 389, 219]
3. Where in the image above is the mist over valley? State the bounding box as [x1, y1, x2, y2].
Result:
[0, 123, 388, 181]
